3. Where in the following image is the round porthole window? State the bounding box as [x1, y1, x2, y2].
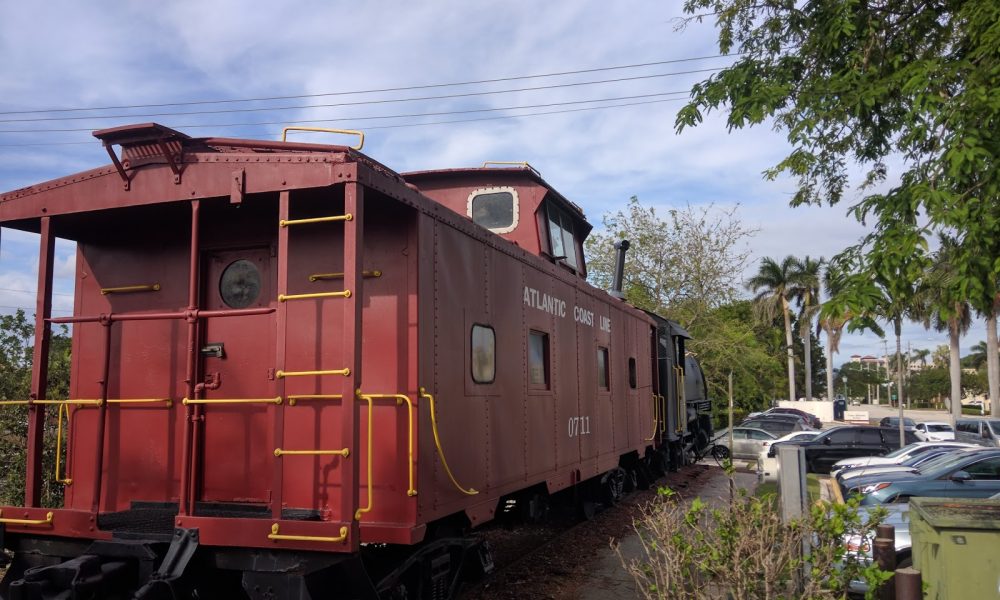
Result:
[219, 259, 261, 308]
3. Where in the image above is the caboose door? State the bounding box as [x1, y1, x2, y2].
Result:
[197, 247, 276, 504]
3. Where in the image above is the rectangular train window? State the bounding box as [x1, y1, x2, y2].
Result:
[471, 324, 496, 384]
[597, 347, 610, 390]
[628, 357, 637, 389]
[546, 205, 579, 269]
[528, 330, 550, 389]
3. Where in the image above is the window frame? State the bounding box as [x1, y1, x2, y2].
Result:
[470, 324, 496, 385]
[597, 346, 610, 391]
[545, 203, 580, 270]
[467, 186, 519, 234]
[628, 357, 637, 389]
[528, 329, 551, 390]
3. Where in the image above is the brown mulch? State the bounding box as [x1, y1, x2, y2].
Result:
[459, 464, 717, 600]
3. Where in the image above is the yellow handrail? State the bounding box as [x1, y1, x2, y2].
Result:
[106, 398, 173, 406]
[278, 290, 351, 302]
[360, 393, 417, 497]
[419, 387, 477, 495]
[309, 270, 382, 282]
[276, 369, 350, 378]
[674, 367, 685, 433]
[33, 399, 104, 407]
[101, 283, 160, 295]
[182, 397, 282, 405]
[0, 400, 29, 406]
[274, 448, 349, 457]
[279, 214, 353, 228]
[645, 394, 658, 442]
[658, 394, 666, 434]
[354, 392, 374, 520]
[268, 523, 349, 544]
[55, 403, 72, 485]
[286, 394, 342, 406]
[0, 510, 54, 527]
[281, 126, 364, 150]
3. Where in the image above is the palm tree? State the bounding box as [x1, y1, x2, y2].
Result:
[911, 348, 931, 368]
[747, 256, 799, 401]
[915, 236, 973, 420]
[967, 341, 989, 370]
[791, 256, 823, 401]
[820, 265, 848, 403]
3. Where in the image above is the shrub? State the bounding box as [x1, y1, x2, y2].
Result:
[616, 483, 891, 599]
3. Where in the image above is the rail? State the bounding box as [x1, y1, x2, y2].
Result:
[645, 394, 659, 442]
[268, 523, 349, 544]
[354, 392, 374, 521]
[278, 290, 352, 302]
[281, 126, 364, 150]
[182, 397, 282, 405]
[419, 387, 478, 495]
[0, 510, 54, 527]
[279, 214, 353, 228]
[276, 368, 350, 378]
[100, 283, 160, 295]
[359, 393, 417, 497]
[55, 403, 73, 485]
[286, 394, 342, 406]
[274, 448, 349, 457]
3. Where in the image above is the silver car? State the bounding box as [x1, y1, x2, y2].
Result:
[711, 427, 777, 461]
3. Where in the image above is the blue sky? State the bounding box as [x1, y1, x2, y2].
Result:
[0, 0, 982, 363]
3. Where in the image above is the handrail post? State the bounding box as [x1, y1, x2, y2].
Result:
[25, 216, 55, 507]
[272, 190, 290, 520]
[342, 179, 364, 549]
[91, 320, 113, 512]
[179, 200, 200, 516]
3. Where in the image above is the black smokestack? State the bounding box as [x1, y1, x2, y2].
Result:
[610, 239, 630, 300]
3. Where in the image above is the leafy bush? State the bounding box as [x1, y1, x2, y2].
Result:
[617, 483, 891, 599]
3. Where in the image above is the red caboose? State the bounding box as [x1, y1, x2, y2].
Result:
[0, 124, 709, 599]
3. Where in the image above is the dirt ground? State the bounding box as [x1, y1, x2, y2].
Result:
[462, 463, 757, 600]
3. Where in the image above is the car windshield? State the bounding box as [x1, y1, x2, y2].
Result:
[988, 421, 1000, 435]
[918, 450, 983, 477]
[885, 443, 920, 459]
[903, 451, 950, 467]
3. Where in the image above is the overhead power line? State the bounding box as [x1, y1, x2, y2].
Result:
[0, 53, 738, 116]
[0, 95, 688, 147]
[0, 90, 693, 134]
[0, 68, 721, 126]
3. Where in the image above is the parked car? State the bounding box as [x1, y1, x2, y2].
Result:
[913, 421, 955, 441]
[761, 407, 822, 429]
[768, 425, 919, 474]
[835, 449, 963, 486]
[830, 441, 976, 477]
[710, 427, 778, 461]
[756, 431, 822, 483]
[954, 418, 1000, 447]
[741, 415, 811, 437]
[878, 416, 917, 430]
[849, 448, 1000, 504]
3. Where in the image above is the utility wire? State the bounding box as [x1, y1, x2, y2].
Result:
[0, 53, 737, 116]
[0, 96, 685, 148]
[0, 89, 693, 134]
[0, 68, 721, 126]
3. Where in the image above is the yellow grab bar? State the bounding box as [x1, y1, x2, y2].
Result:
[279, 214, 354, 228]
[360, 394, 417, 497]
[55, 403, 72, 485]
[106, 398, 172, 406]
[276, 369, 350, 378]
[354, 392, 374, 521]
[0, 400, 30, 406]
[286, 394, 342, 406]
[274, 448, 349, 457]
[268, 523, 349, 544]
[100, 283, 160, 295]
[309, 270, 381, 282]
[278, 290, 351, 302]
[419, 388, 477, 495]
[33, 399, 104, 407]
[182, 397, 282, 405]
[645, 394, 658, 442]
[0, 510, 54, 527]
[281, 126, 364, 150]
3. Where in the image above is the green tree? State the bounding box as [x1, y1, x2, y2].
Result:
[0, 310, 71, 507]
[965, 341, 991, 370]
[911, 348, 931, 368]
[746, 256, 800, 401]
[791, 255, 823, 400]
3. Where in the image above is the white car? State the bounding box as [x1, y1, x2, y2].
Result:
[756, 430, 821, 483]
[913, 421, 955, 441]
[830, 441, 975, 477]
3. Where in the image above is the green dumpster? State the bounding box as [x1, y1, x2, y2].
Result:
[909, 497, 1000, 599]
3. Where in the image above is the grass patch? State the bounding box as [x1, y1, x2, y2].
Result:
[754, 473, 823, 504]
